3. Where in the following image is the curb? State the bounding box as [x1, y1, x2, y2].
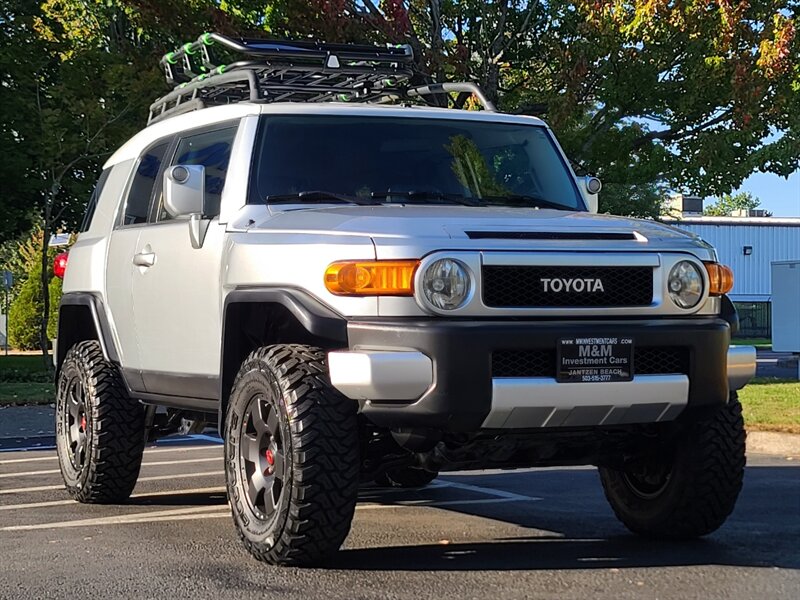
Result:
[747, 431, 800, 458]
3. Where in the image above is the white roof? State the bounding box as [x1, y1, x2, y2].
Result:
[256, 101, 547, 126]
[666, 216, 800, 226]
[105, 101, 547, 168]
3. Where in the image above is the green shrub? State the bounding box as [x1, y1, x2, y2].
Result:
[5, 226, 63, 351]
[48, 272, 62, 340]
[8, 261, 45, 350]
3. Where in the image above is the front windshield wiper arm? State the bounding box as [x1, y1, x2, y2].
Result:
[370, 191, 483, 207]
[266, 190, 381, 206]
[481, 194, 567, 211]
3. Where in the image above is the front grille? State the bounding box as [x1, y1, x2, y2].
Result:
[492, 350, 555, 377]
[634, 347, 690, 375]
[492, 347, 689, 378]
[482, 266, 653, 308]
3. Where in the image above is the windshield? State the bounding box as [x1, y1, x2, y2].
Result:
[249, 115, 585, 211]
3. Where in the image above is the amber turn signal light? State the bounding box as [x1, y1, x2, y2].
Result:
[324, 260, 419, 296]
[704, 262, 734, 295]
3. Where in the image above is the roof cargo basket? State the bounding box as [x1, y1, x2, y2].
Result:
[148, 33, 495, 125]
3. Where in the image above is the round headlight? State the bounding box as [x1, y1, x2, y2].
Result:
[421, 259, 471, 310]
[668, 261, 704, 309]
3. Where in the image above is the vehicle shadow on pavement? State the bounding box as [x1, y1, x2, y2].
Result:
[335, 464, 800, 572]
[331, 535, 800, 572]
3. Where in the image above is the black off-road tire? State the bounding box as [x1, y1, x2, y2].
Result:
[599, 394, 746, 539]
[374, 467, 439, 488]
[224, 344, 360, 566]
[56, 340, 145, 503]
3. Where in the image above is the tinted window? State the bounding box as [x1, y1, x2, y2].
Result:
[157, 127, 236, 221]
[250, 116, 584, 210]
[122, 142, 169, 225]
[80, 169, 110, 233]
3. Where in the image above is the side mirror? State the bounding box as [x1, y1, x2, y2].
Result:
[577, 176, 602, 213]
[164, 165, 205, 218]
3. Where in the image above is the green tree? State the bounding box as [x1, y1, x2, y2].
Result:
[600, 182, 669, 219]
[1, 0, 210, 358]
[704, 192, 766, 217]
[2, 0, 798, 243]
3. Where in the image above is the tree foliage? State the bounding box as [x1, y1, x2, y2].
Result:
[704, 191, 766, 216]
[2, 0, 797, 233]
[255, 1, 800, 207]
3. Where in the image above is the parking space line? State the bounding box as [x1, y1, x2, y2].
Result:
[0, 486, 227, 512]
[0, 505, 229, 531]
[0, 445, 223, 466]
[0, 457, 221, 480]
[1, 503, 421, 532]
[142, 457, 221, 467]
[0, 469, 60, 479]
[116, 512, 231, 525]
[0, 494, 523, 515]
[0, 471, 222, 495]
[143, 445, 223, 455]
[397, 497, 522, 507]
[0, 455, 58, 465]
[360, 481, 448, 495]
[438, 480, 542, 502]
[0, 491, 532, 532]
[0, 498, 75, 511]
[131, 485, 226, 500]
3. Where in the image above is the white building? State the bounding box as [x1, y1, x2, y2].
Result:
[669, 216, 800, 337]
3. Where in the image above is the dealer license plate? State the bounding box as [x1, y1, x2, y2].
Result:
[557, 337, 634, 383]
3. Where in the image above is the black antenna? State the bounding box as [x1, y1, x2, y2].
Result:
[149, 33, 495, 125]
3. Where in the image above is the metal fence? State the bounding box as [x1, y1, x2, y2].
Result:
[734, 302, 772, 339]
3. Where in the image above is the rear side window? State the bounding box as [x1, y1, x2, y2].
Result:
[79, 169, 110, 233]
[121, 141, 169, 226]
[156, 126, 237, 221]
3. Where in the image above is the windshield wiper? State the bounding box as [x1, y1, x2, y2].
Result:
[481, 194, 567, 211]
[370, 191, 482, 207]
[266, 191, 381, 206]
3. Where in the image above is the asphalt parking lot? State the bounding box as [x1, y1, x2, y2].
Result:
[1, 443, 798, 600]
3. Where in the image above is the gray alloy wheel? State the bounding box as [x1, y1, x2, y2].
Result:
[56, 341, 145, 503]
[225, 344, 360, 566]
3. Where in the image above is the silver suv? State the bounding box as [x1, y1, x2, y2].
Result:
[54, 34, 756, 566]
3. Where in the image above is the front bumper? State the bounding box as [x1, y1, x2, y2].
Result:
[328, 318, 756, 432]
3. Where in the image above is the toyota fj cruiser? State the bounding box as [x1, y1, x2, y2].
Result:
[54, 34, 756, 566]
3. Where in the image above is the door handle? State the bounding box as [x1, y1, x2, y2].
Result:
[133, 250, 156, 268]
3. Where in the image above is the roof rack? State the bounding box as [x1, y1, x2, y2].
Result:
[148, 33, 496, 125]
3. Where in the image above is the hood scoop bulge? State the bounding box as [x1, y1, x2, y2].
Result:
[465, 231, 641, 241]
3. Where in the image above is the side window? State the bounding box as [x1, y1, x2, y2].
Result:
[121, 141, 169, 226]
[157, 126, 237, 221]
[79, 169, 111, 233]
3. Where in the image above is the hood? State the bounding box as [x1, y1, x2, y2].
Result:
[230, 204, 714, 257]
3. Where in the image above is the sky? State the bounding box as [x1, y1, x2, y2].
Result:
[734, 169, 800, 217]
